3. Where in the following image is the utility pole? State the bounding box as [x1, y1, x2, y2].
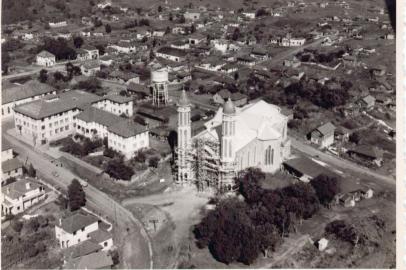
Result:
[149, 219, 158, 232]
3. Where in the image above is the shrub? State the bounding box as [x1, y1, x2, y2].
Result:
[148, 156, 160, 168]
[12, 220, 23, 233]
[67, 179, 86, 211]
[105, 160, 134, 180]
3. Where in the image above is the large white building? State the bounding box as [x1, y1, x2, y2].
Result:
[2, 80, 57, 119]
[75, 107, 149, 159]
[176, 91, 291, 191]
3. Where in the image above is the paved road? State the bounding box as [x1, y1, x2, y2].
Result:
[3, 131, 154, 269]
[289, 136, 395, 185]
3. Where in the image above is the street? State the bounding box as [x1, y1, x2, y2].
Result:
[289, 136, 395, 186]
[2, 130, 154, 269]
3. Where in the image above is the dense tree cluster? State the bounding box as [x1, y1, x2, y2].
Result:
[283, 80, 352, 109]
[37, 37, 77, 61]
[61, 138, 102, 157]
[67, 178, 86, 211]
[325, 220, 359, 245]
[194, 168, 340, 265]
[105, 159, 134, 180]
[310, 174, 340, 206]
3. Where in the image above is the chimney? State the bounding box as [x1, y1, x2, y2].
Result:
[59, 218, 62, 226]
[26, 182, 31, 190]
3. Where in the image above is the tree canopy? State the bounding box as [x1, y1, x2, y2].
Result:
[67, 178, 86, 211]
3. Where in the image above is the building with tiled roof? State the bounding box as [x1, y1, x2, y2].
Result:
[36, 50, 56, 66]
[55, 212, 100, 248]
[309, 122, 336, 148]
[2, 80, 57, 118]
[1, 178, 46, 215]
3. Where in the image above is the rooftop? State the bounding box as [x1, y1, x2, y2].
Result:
[3, 178, 43, 200]
[63, 251, 113, 269]
[108, 120, 148, 138]
[14, 90, 102, 120]
[59, 212, 99, 234]
[2, 157, 23, 173]
[76, 107, 124, 128]
[2, 80, 55, 105]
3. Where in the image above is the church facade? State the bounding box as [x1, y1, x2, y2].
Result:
[176, 90, 291, 191]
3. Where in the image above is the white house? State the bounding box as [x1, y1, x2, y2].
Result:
[242, 11, 256, 19]
[1, 179, 46, 215]
[184, 10, 201, 21]
[55, 212, 100, 248]
[94, 95, 134, 117]
[309, 122, 336, 148]
[36, 50, 56, 67]
[109, 41, 137, 54]
[49, 20, 67, 28]
[81, 60, 101, 76]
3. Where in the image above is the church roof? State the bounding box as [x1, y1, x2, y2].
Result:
[198, 100, 286, 152]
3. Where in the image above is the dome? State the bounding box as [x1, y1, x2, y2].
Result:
[223, 98, 236, 114]
[178, 89, 190, 106]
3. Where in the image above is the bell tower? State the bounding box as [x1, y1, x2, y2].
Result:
[219, 98, 236, 191]
[176, 89, 192, 184]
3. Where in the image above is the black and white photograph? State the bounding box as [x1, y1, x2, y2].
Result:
[0, 0, 401, 269]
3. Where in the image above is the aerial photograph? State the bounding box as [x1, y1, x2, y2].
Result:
[1, 0, 397, 269]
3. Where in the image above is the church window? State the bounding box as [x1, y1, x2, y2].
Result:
[224, 141, 227, 157]
[229, 141, 232, 157]
[265, 146, 272, 165]
[271, 149, 274, 164]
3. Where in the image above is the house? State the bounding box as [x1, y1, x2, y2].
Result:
[195, 57, 226, 72]
[342, 54, 359, 67]
[338, 193, 356, 207]
[309, 122, 336, 148]
[2, 155, 23, 184]
[97, 0, 112, 9]
[95, 94, 134, 117]
[127, 82, 150, 97]
[2, 80, 57, 119]
[347, 145, 383, 167]
[236, 55, 257, 67]
[156, 47, 187, 62]
[82, 45, 100, 60]
[109, 41, 137, 54]
[315, 238, 329, 251]
[64, 251, 114, 269]
[36, 50, 56, 67]
[99, 55, 114, 66]
[81, 61, 101, 76]
[212, 89, 248, 107]
[171, 40, 190, 50]
[184, 10, 201, 21]
[1, 178, 46, 216]
[250, 48, 270, 61]
[49, 20, 67, 28]
[189, 33, 206, 45]
[242, 11, 256, 19]
[55, 212, 100, 248]
[357, 95, 375, 110]
[278, 34, 306, 47]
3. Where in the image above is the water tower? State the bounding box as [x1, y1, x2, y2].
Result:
[151, 66, 169, 107]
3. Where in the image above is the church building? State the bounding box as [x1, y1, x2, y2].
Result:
[176, 90, 291, 192]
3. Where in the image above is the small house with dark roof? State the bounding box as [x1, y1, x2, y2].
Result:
[55, 212, 100, 249]
[309, 122, 336, 148]
[36, 50, 56, 67]
[80, 60, 101, 76]
[156, 47, 187, 62]
[347, 145, 383, 167]
[1, 178, 46, 215]
[283, 156, 338, 182]
[357, 95, 375, 110]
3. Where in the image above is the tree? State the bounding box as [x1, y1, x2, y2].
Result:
[179, 14, 186, 23]
[190, 24, 196, 33]
[95, 44, 106, 56]
[53, 71, 65, 81]
[169, 12, 173, 21]
[234, 72, 239, 81]
[11, 220, 23, 233]
[38, 69, 48, 83]
[26, 163, 37, 177]
[232, 27, 241, 41]
[73, 36, 84, 48]
[158, 5, 162, 12]
[105, 24, 112, 33]
[148, 156, 160, 168]
[67, 178, 86, 211]
[349, 132, 361, 144]
[310, 174, 340, 206]
[255, 8, 267, 17]
[105, 159, 134, 180]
